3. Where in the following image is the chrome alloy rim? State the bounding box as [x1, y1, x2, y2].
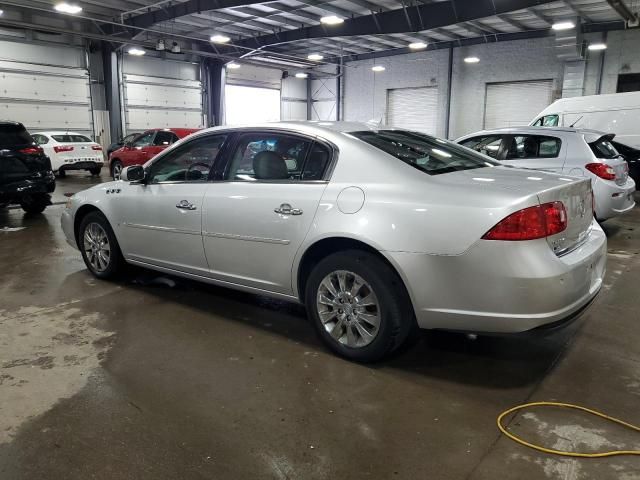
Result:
[316, 270, 381, 348]
[83, 222, 111, 273]
[113, 163, 123, 180]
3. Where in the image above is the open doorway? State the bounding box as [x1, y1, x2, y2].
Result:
[225, 85, 281, 125]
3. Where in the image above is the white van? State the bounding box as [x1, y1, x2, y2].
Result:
[530, 91, 640, 148]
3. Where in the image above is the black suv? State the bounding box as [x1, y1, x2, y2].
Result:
[0, 121, 55, 214]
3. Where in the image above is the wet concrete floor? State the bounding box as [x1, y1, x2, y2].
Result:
[1, 172, 639, 479]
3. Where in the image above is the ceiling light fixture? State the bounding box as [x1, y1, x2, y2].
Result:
[171, 42, 181, 53]
[320, 15, 344, 25]
[128, 47, 145, 56]
[307, 53, 324, 61]
[226, 62, 241, 69]
[464, 56, 480, 63]
[588, 43, 607, 51]
[54, 2, 82, 14]
[295, 72, 309, 78]
[156, 39, 165, 51]
[371, 65, 385, 72]
[210, 34, 231, 44]
[0, 9, 4, 16]
[552, 21, 575, 31]
[409, 41, 427, 50]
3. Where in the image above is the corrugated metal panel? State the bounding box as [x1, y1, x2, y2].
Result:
[484, 80, 553, 129]
[386, 86, 438, 134]
[226, 64, 282, 89]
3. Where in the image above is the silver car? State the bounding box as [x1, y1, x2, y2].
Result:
[62, 122, 606, 362]
[456, 127, 636, 221]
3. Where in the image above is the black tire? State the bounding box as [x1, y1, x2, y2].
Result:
[89, 167, 102, 176]
[305, 250, 415, 362]
[110, 160, 123, 180]
[78, 211, 125, 280]
[20, 194, 50, 214]
[57, 168, 66, 178]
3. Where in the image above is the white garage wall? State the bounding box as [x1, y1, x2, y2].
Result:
[584, 29, 640, 96]
[281, 75, 307, 121]
[0, 39, 93, 135]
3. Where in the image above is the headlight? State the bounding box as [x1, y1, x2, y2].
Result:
[65, 197, 73, 209]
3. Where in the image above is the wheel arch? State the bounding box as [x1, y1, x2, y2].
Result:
[73, 204, 104, 247]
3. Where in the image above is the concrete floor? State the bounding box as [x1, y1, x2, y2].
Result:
[1, 171, 639, 480]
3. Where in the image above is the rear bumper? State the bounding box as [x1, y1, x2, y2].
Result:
[386, 220, 607, 333]
[0, 172, 55, 202]
[58, 160, 103, 172]
[594, 177, 636, 220]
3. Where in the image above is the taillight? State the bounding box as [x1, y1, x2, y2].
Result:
[585, 162, 615, 180]
[482, 202, 567, 241]
[54, 145, 74, 153]
[92, 145, 103, 151]
[19, 146, 43, 155]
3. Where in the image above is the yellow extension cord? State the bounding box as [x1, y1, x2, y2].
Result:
[497, 402, 640, 458]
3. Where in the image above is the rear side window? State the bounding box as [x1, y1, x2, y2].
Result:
[302, 143, 332, 180]
[0, 124, 33, 147]
[153, 131, 179, 146]
[351, 130, 498, 175]
[459, 135, 502, 159]
[51, 134, 92, 143]
[589, 139, 619, 159]
[504, 135, 561, 159]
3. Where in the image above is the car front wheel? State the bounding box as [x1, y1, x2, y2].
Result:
[305, 250, 415, 362]
[79, 211, 124, 279]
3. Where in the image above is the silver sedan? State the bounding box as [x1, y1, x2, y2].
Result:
[62, 122, 606, 361]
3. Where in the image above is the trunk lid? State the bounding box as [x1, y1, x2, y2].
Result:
[51, 134, 102, 162]
[586, 132, 629, 185]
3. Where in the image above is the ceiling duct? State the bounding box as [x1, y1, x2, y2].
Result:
[554, 17, 583, 61]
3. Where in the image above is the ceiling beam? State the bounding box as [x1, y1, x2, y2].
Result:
[231, 0, 558, 49]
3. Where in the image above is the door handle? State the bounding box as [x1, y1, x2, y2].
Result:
[176, 200, 197, 210]
[274, 203, 303, 215]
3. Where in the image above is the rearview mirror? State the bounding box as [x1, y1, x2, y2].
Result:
[121, 165, 145, 182]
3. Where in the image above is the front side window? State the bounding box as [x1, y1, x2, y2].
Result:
[226, 133, 312, 181]
[153, 131, 179, 146]
[504, 135, 561, 159]
[351, 130, 498, 175]
[147, 134, 227, 183]
[132, 132, 155, 148]
[459, 135, 503, 159]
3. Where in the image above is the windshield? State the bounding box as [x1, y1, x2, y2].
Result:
[0, 124, 33, 147]
[52, 134, 92, 143]
[589, 138, 619, 159]
[350, 130, 499, 175]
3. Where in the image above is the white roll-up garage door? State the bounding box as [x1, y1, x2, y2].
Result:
[484, 80, 554, 130]
[386, 86, 438, 134]
[0, 41, 93, 135]
[122, 56, 204, 132]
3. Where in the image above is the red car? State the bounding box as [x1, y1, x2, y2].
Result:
[108, 128, 200, 179]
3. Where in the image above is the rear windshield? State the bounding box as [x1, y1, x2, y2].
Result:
[0, 124, 33, 147]
[589, 139, 619, 159]
[52, 134, 92, 143]
[350, 130, 499, 175]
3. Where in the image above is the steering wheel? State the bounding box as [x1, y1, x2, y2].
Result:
[186, 162, 211, 180]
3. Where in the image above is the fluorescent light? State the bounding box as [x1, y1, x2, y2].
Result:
[320, 15, 344, 25]
[409, 41, 427, 50]
[0, 9, 3, 16]
[464, 56, 480, 63]
[210, 34, 231, 44]
[128, 47, 145, 56]
[588, 43, 607, 51]
[371, 65, 385, 72]
[295, 72, 308, 78]
[226, 62, 241, 69]
[552, 21, 575, 31]
[54, 2, 82, 14]
[307, 53, 324, 61]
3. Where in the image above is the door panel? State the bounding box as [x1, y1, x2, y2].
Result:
[202, 183, 327, 294]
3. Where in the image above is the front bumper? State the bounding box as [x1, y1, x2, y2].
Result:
[61, 208, 77, 249]
[594, 177, 636, 220]
[387, 220, 607, 333]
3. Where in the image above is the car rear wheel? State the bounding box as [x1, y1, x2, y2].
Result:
[20, 194, 50, 214]
[89, 167, 101, 176]
[110, 160, 123, 180]
[79, 211, 124, 279]
[305, 250, 415, 362]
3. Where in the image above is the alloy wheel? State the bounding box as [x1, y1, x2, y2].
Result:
[112, 163, 123, 180]
[316, 270, 381, 348]
[83, 222, 111, 273]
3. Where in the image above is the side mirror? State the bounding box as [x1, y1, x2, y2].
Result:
[121, 165, 145, 182]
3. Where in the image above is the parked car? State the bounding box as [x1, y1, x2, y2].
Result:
[611, 140, 640, 186]
[530, 91, 640, 148]
[32, 131, 103, 177]
[456, 127, 636, 221]
[62, 122, 606, 362]
[108, 128, 199, 179]
[0, 121, 55, 213]
[107, 133, 138, 158]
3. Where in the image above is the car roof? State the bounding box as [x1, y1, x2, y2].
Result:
[36, 131, 93, 136]
[145, 127, 201, 136]
[192, 121, 396, 138]
[0, 120, 24, 127]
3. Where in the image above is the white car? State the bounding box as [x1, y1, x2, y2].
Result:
[32, 131, 104, 177]
[456, 127, 636, 221]
[62, 122, 606, 362]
